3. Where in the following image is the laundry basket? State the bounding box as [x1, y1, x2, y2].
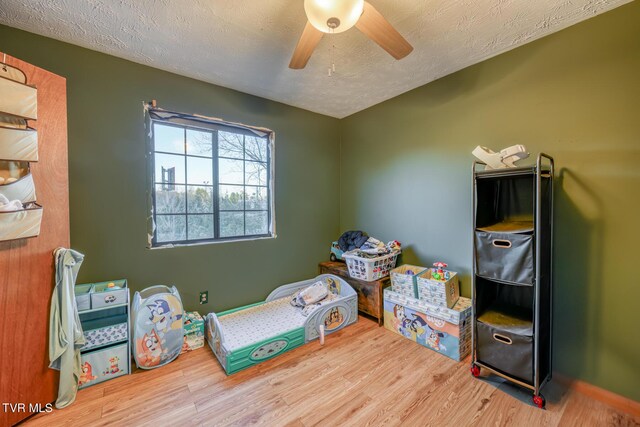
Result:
[132, 285, 184, 369]
[343, 251, 400, 282]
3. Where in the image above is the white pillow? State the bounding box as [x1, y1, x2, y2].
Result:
[290, 281, 328, 307]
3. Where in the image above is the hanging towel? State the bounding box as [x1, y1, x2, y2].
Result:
[49, 248, 85, 409]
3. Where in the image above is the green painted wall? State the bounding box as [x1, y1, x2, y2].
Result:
[0, 25, 341, 313]
[340, 2, 640, 400]
[2, 1, 638, 401]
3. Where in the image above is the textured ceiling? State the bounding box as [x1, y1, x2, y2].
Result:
[0, 0, 631, 118]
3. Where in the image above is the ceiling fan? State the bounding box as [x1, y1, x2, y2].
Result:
[289, 0, 414, 69]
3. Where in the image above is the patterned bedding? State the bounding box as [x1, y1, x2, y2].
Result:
[218, 297, 307, 351]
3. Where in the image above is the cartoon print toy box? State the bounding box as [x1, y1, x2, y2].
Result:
[79, 343, 129, 388]
[383, 289, 471, 361]
[181, 311, 205, 353]
[417, 268, 460, 308]
[132, 285, 184, 369]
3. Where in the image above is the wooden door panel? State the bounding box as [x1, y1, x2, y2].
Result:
[0, 53, 69, 426]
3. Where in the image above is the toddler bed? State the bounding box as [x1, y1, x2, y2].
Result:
[205, 274, 357, 374]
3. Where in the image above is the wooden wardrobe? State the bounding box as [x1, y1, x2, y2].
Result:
[0, 54, 70, 426]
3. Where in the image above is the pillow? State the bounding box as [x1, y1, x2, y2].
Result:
[290, 281, 328, 307]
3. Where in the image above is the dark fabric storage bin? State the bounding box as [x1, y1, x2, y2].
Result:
[475, 175, 534, 229]
[475, 230, 534, 285]
[476, 321, 533, 384]
[475, 276, 534, 315]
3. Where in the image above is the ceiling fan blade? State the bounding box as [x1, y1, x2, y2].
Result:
[289, 21, 324, 69]
[356, 1, 413, 60]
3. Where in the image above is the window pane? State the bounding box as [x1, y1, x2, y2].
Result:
[155, 184, 186, 214]
[220, 211, 244, 237]
[245, 136, 268, 162]
[156, 215, 186, 242]
[219, 158, 244, 184]
[187, 156, 213, 185]
[153, 123, 184, 154]
[246, 211, 268, 235]
[155, 153, 185, 184]
[187, 186, 213, 214]
[245, 161, 267, 186]
[219, 185, 244, 210]
[246, 186, 267, 210]
[186, 129, 213, 157]
[188, 215, 214, 240]
[218, 131, 244, 159]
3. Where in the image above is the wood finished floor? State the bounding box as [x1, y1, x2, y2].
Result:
[26, 316, 639, 426]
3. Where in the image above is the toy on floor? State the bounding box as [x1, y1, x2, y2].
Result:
[472, 145, 529, 169]
[181, 311, 204, 353]
[205, 274, 357, 375]
[132, 285, 184, 369]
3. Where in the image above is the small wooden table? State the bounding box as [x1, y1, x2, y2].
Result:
[319, 261, 390, 326]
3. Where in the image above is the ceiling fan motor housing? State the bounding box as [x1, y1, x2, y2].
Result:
[327, 17, 340, 30]
[304, 0, 364, 33]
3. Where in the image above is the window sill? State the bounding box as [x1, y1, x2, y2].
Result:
[147, 234, 277, 250]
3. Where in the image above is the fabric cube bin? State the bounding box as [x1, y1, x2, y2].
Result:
[0, 127, 38, 162]
[91, 280, 128, 308]
[390, 265, 426, 298]
[475, 321, 533, 384]
[0, 171, 37, 204]
[383, 289, 472, 361]
[79, 343, 129, 388]
[0, 202, 42, 242]
[75, 283, 93, 312]
[475, 230, 534, 285]
[416, 269, 460, 308]
[81, 315, 128, 351]
[0, 75, 38, 120]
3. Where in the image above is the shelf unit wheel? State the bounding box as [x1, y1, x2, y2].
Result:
[470, 364, 481, 378]
[533, 394, 545, 409]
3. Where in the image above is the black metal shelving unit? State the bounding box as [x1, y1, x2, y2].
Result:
[470, 153, 554, 409]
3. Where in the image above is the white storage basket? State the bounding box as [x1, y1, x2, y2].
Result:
[0, 74, 37, 120]
[0, 171, 36, 203]
[0, 202, 42, 241]
[343, 251, 399, 282]
[0, 127, 38, 162]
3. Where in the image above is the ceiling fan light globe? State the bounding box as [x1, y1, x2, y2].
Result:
[304, 0, 364, 34]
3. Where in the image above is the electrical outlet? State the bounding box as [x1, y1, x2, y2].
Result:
[199, 291, 208, 304]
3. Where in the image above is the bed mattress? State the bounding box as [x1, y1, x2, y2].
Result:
[219, 296, 306, 352]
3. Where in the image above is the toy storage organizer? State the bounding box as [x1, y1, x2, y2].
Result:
[0, 62, 43, 242]
[74, 280, 131, 388]
[383, 289, 472, 361]
[471, 154, 553, 409]
[390, 264, 425, 297]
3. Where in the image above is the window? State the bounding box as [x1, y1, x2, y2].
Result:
[148, 111, 274, 247]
